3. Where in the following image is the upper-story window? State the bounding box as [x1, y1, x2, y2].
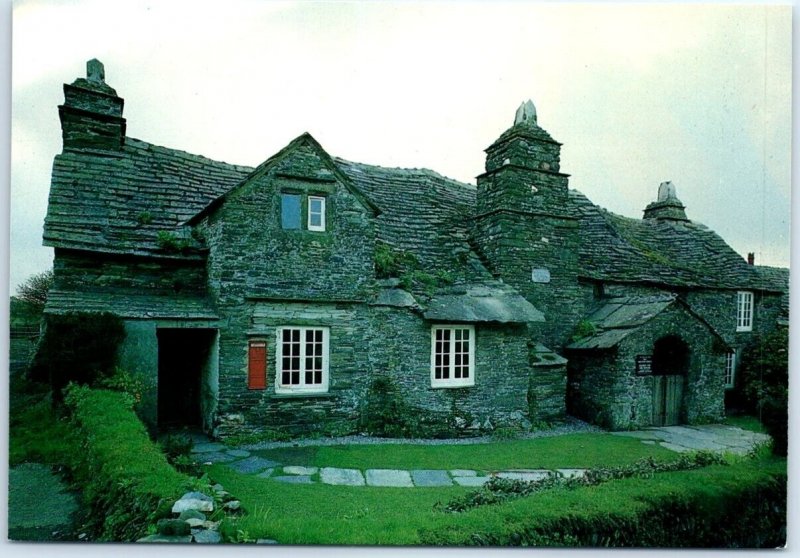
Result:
[281, 193, 302, 230]
[308, 196, 326, 232]
[431, 325, 475, 388]
[281, 192, 327, 232]
[736, 291, 754, 332]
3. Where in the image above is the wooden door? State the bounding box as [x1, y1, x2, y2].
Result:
[652, 375, 684, 426]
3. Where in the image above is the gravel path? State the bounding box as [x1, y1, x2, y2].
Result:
[241, 416, 602, 451]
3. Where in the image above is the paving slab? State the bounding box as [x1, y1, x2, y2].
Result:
[283, 466, 318, 475]
[198, 452, 237, 464]
[453, 476, 490, 487]
[366, 469, 414, 487]
[192, 442, 226, 454]
[494, 470, 552, 482]
[226, 449, 251, 458]
[273, 475, 314, 484]
[320, 467, 365, 486]
[411, 470, 453, 487]
[449, 469, 477, 477]
[256, 469, 275, 479]
[227, 456, 282, 474]
[557, 468, 587, 479]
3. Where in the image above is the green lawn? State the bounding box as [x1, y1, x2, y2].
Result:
[725, 414, 767, 434]
[209, 456, 786, 546]
[251, 433, 676, 471]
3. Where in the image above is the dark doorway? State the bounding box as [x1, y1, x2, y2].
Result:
[651, 336, 689, 426]
[157, 328, 216, 429]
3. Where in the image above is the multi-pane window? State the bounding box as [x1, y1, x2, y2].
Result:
[431, 325, 475, 388]
[724, 351, 737, 389]
[736, 291, 754, 332]
[308, 196, 326, 231]
[281, 193, 302, 230]
[276, 327, 329, 394]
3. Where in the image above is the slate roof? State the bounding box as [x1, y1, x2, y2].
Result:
[43, 137, 251, 258]
[422, 281, 545, 324]
[46, 288, 219, 319]
[566, 294, 726, 350]
[569, 190, 774, 291]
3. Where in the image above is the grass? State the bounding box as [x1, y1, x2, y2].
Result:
[251, 433, 676, 471]
[725, 414, 767, 434]
[209, 456, 786, 546]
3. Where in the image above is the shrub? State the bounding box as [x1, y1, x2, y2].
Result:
[64, 386, 194, 541]
[30, 312, 125, 400]
[97, 367, 149, 408]
[16, 269, 54, 309]
[738, 328, 788, 456]
[374, 241, 418, 279]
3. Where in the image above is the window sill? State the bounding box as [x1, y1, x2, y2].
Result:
[272, 391, 333, 399]
[430, 382, 475, 389]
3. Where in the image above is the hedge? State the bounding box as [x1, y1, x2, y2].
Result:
[420, 459, 786, 548]
[64, 385, 193, 541]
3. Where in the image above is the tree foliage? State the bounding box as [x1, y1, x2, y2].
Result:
[16, 269, 54, 308]
[738, 328, 789, 456]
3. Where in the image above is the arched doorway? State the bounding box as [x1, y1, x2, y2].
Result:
[651, 336, 689, 426]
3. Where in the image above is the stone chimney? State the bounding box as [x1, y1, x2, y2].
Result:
[58, 59, 126, 152]
[643, 181, 689, 222]
[747, 252, 755, 265]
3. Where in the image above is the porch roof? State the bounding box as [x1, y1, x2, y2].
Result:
[422, 281, 545, 324]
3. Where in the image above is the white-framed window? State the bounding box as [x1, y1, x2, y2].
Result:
[275, 326, 329, 394]
[431, 325, 475, 388]
[308, 196, 326, 232]
[724, 350, 737, 389]
[736, 291, 754, 332]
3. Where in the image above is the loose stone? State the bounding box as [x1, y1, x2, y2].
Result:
[171, 491, 214, 514]
[193, 529, 222, 544]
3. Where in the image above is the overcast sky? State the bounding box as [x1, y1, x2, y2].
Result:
[7, 0, 793, 293]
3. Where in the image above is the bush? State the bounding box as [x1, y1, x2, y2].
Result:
[30, 312, 125, 401]
[422, 460, 786, 547]
[64, 386, 194, 541]
[738, 328, 788, 456]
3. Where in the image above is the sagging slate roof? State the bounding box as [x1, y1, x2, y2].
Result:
[43, 137, 251, 257]
[46, 288, 219, 319]
[423, 281, 545, 323]
[335, 157, 486, 282]
[566, 294, 725, 350]
[570, 190, 769, 291]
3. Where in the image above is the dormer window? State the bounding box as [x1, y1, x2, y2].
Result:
[736, 291, 754, 332]
[308, 196, 326, 232]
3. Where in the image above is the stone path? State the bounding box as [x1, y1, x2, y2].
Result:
[611, 424, 771, 455]
[8, 463, 79, 541]
[192, 424, 770, 488]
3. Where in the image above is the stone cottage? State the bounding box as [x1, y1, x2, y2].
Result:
[42, 60, 786, 436]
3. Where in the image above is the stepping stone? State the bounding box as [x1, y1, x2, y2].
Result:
[449, 469, 477, 477]
[192, 529, 222, 544]
[283, 466, 318, 475]
[494, 470, 552, 482]
[557, 469, 587, 479]
[256, 469, 275, 479]
[227, 457, 281, 474]
[320, 467, 365, 486]
[411, 470, 452, 487]
[137, 534, 192, 543]
[453, 476, 490, 487]
[226, 449, 251, 458]
[192, 442, 226, 453]
[172, 492, 214, 514]
[366, 469, 413, 487]
[273, 475, 314, 484]
[198, 452, 237, 464]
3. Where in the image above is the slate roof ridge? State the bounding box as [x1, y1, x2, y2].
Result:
[124, 136, 254, 174]
[333, 156, 477, 191]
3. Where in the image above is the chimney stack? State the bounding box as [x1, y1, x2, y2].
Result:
[747, 252, 755, 265]
[58, 59, 126, 152]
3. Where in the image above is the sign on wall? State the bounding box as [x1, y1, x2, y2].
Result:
[635, 355, 653, 376]
[531, 268, 551, 283]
